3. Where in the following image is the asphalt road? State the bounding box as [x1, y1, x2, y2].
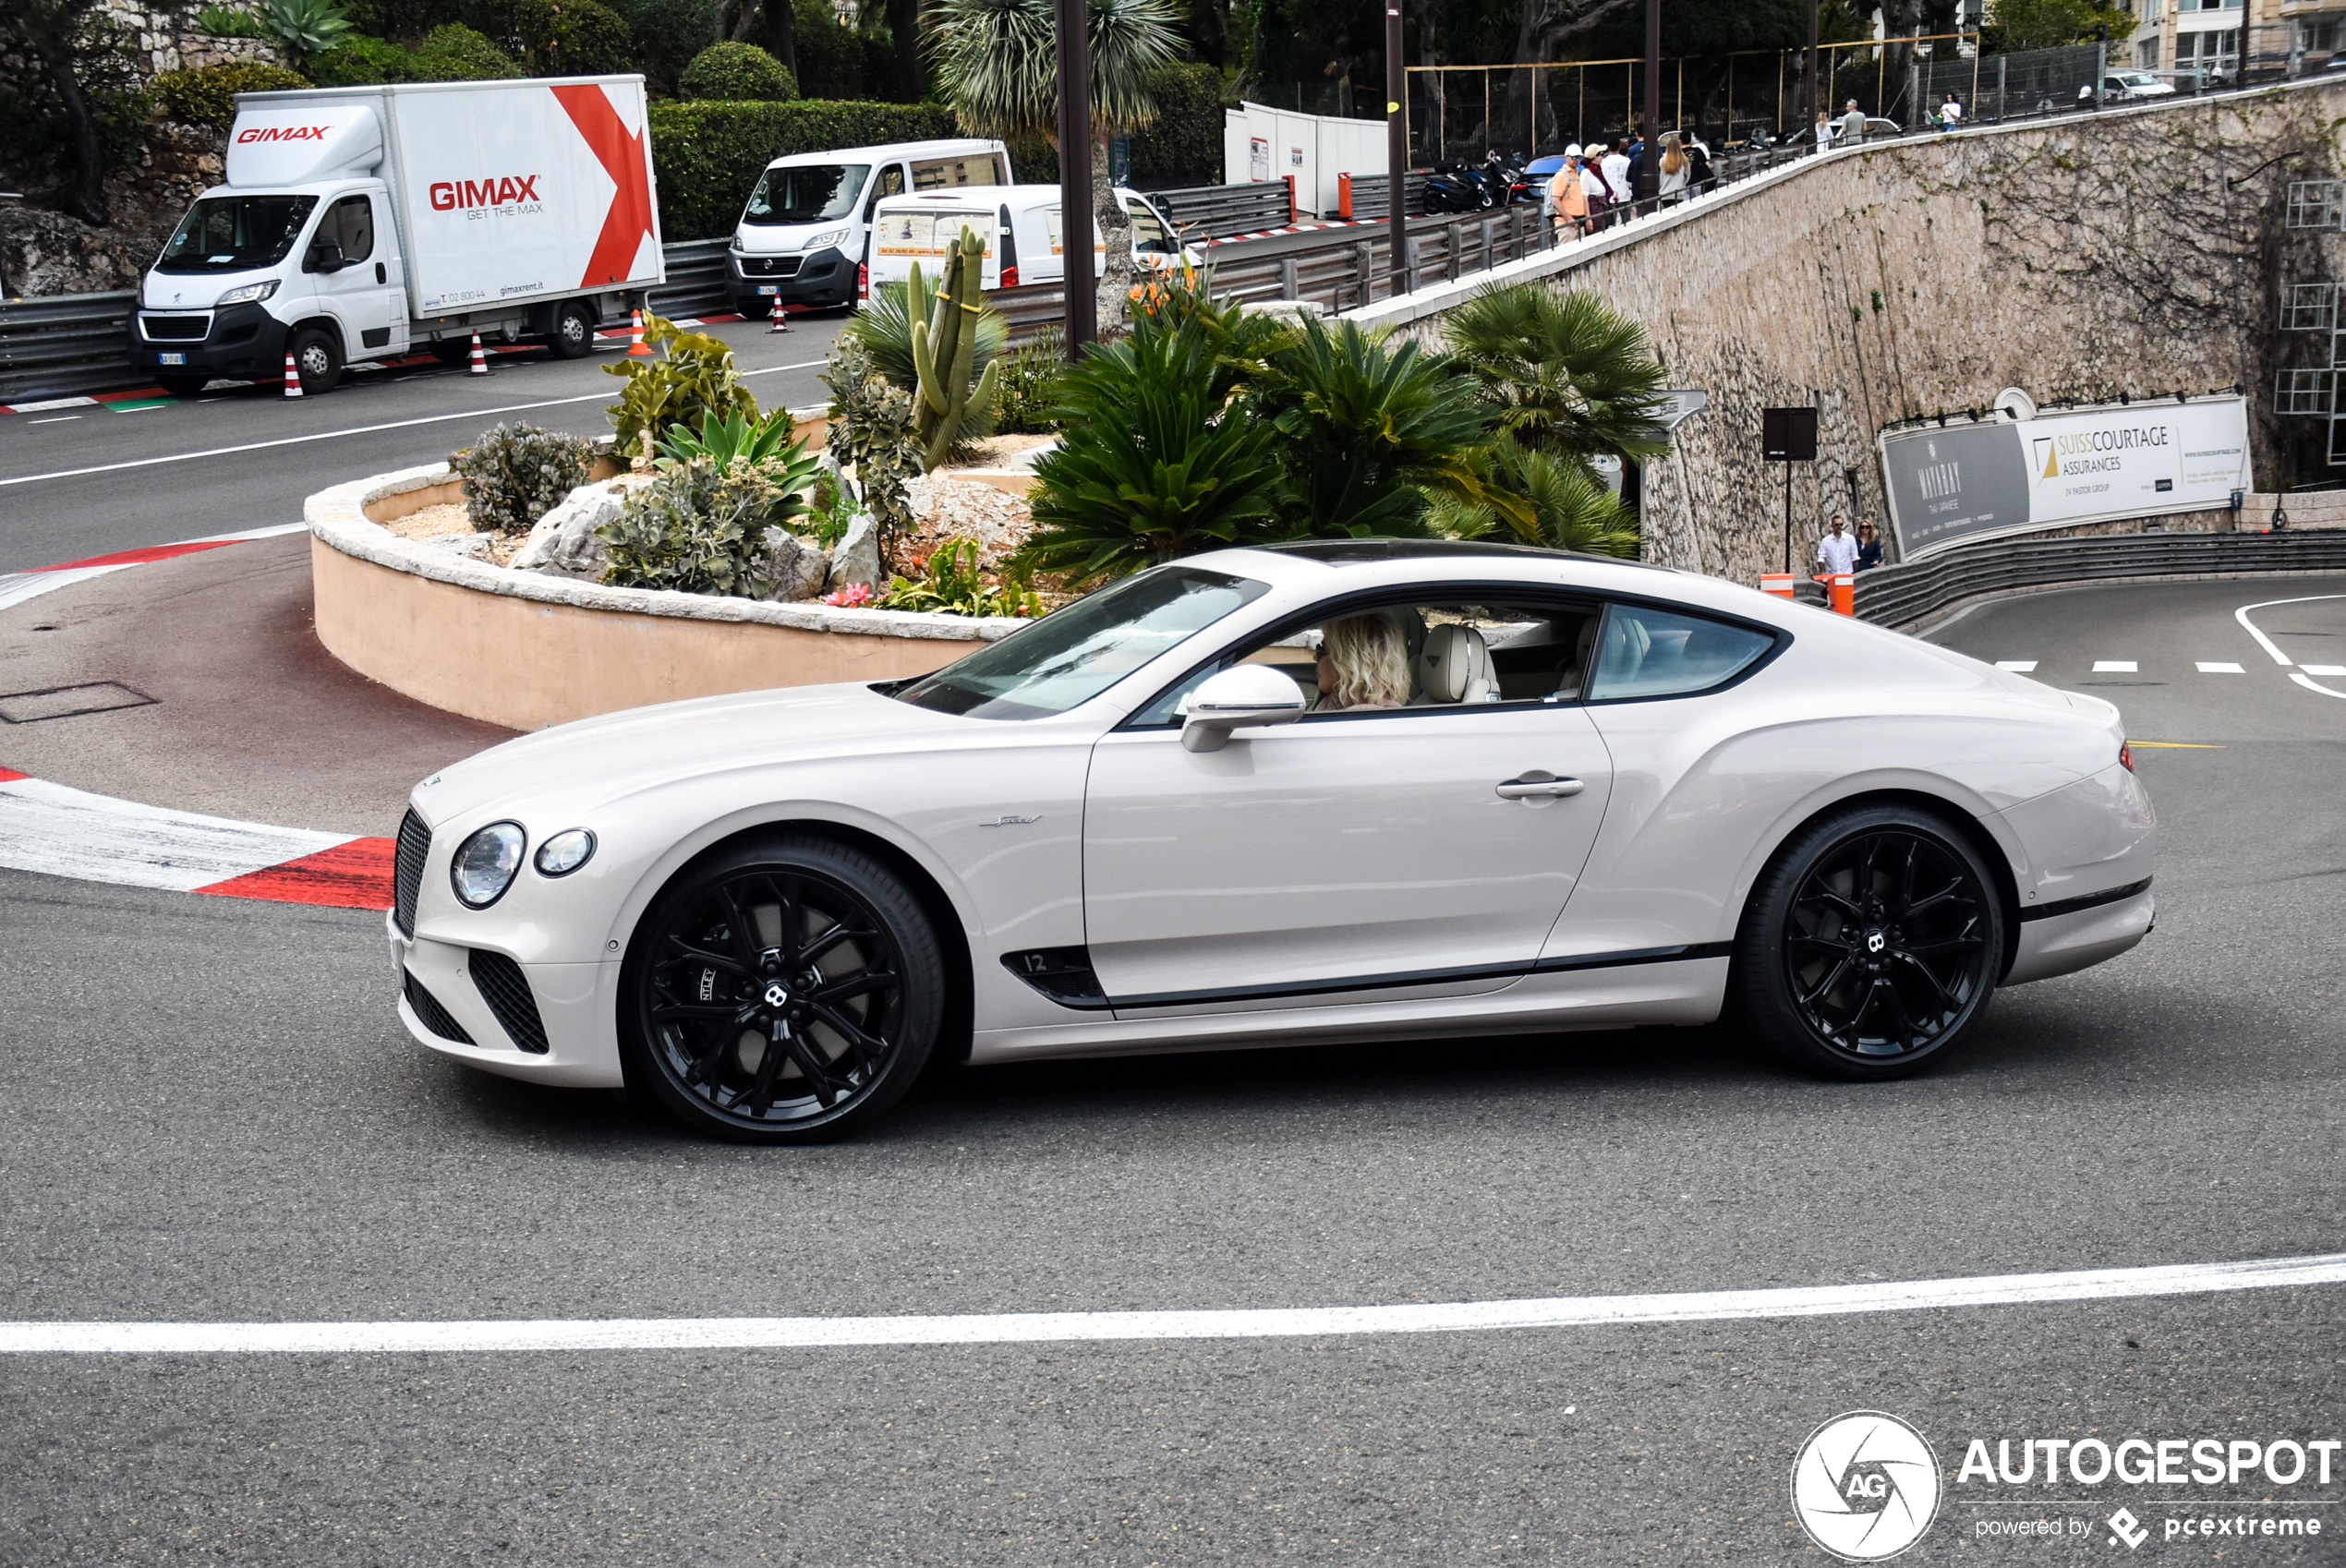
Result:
[0, 312, 849, 574]
[3, 576, 2342, 1564]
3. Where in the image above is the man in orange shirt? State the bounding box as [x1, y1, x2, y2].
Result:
[1550, 146, 1590, 238]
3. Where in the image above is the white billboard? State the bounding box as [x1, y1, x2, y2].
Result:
[1881, 397, 2253, 558]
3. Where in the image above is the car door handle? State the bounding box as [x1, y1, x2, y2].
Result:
[1496, 776, 1586, 799]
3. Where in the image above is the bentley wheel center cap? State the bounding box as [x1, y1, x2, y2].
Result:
[1866, 930, 1888, 956]
[763, 982, 791, 1009]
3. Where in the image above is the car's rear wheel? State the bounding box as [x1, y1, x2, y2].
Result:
[1732, 803, 2002, 1080]
[619, 836, 942, 1143]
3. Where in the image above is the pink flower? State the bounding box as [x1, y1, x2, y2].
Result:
[821, 582, 873, 608]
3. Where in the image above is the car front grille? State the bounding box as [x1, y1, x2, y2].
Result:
[738, 255, 802, 278]
[469, 949, 550, 1054]
[404, 971, 474, 1043]
[140, 313, 211, 342]
[393, 808, 430, 936]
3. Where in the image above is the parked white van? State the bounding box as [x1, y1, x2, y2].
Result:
[725, 139, 1010, 316]
[863, 185, 1193, 296]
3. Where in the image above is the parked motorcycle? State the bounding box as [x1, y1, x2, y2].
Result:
[1421, 160, 1491, 213]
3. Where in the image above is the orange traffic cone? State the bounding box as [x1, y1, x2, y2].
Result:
[468, 329, 488, 375]
[282, 349, 303, 399]
[768, 295, 791, 333]
[627, 308, 652, 356]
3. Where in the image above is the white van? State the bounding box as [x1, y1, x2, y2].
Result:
[726, 139, 1010, 316]
[863, 185, 1193, 296]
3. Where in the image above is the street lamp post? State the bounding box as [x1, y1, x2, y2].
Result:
[1386, 1, 1407, 296]
[1055, 0, 1096, 358]
[1639, 0, 1660, 202]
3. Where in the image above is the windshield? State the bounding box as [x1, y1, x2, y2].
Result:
[744, 163, 869, 225]
[896, 566, 1271, 720]
[1129, 203, 1178, 255]
[155, 194, 318, 274]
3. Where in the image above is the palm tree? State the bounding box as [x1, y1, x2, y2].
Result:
[1442, 282, 1673, 470]
[929, 0, 1180, 334]
[1428, 434, 1641, 559]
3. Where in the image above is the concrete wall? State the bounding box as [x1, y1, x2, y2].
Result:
[1354, 81, 2346, 582]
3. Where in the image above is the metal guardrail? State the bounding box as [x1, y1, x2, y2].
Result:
[1153, 183, 1296, 240]
[1854, 528, 2346, 630]
[1336, 170, 1433, 219]
[0, 237, 740, 404]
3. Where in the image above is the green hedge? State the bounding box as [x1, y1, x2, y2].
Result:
[151, 62, 310, 129]
[308, 33, 423, 85]
[412, 21, 522, 78]
[680, 42, 798, 102]
[650, 98, 958, 239]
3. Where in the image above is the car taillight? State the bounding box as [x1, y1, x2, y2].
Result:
[857, 262, 868, 302]
[2119, 742, 2134, 772]
[1000, 263, 1019, 287]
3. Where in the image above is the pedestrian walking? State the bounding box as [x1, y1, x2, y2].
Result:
[1550, 147, 1590, 238]
[1813, 111, 1834, 154]
[1684, 129, 1714, 196]
[1601, 139, 1634, 216]
[1818, 514, 1860, 575]
[1940, 91, 1964, 128]
[1855, 519, 1884, 571]
[1840, 99, 1867, 146]
[1657, 131, 1688, 204]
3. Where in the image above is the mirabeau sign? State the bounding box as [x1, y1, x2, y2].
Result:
[1879, 396, 2253, 559]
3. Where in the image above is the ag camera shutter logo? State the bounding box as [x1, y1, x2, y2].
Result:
[1791, 1411, 1943, 1561]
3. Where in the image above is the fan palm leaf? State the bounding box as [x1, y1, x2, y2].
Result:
[1443, 282, 1673, 464]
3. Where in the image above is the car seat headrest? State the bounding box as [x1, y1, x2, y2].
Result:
[1419, 622, 1494, 704]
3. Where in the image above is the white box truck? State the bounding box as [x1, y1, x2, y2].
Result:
[130, 75, 664, 397]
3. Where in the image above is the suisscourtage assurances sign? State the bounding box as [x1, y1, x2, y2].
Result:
[1880, 398, 2252, 558]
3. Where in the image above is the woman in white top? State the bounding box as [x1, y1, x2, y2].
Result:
[1657, 132, 1688, 203]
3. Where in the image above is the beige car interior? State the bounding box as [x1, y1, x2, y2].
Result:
[1226, 599, 1604, 713]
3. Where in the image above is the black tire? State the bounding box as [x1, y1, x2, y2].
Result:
[157, 375, 211, 399]
[429, 337, 474, 365]
[546, 300, 595, 359]
[287, 326, 342, 394]
[1731, 803, 2003, 1080]
[618, 835, 944, 1143]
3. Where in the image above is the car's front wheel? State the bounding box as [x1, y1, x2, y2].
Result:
[620, 835, 943, 1143]
[1732, 803, 2003, 1080]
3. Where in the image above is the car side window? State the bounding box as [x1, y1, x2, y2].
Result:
[1124, 594, 1605, 728]
[863, 165, 907, 220]
[319, 194, 372, 263]
[1585, 603, 1775, 702]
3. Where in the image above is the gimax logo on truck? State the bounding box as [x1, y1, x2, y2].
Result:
[429, 177, 543, 211]
[236, 125, 330, 141]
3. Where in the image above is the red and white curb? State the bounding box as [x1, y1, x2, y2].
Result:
[0, 523, 308, 613]
[0, 766, 393, 909]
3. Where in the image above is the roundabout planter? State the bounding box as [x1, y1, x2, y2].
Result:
[307, 464, 1027, 732]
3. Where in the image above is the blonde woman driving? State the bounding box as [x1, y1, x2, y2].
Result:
[1312, 614, 1411, 710]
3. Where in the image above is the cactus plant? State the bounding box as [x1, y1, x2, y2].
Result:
[908, 230, 1005, 473]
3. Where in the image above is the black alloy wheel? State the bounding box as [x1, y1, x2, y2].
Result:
[1733, 804, 2003, 1080]
[547, 301, 595, 359]
[620, 836, 943, 1143]
[287, 326, 342, 394]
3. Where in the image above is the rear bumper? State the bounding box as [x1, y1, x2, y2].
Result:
[727, 246, 854, 313]
[2005, 882, 2153, 985]
[126, 302, 287, 381]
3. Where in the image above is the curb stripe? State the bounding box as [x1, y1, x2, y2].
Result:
[192, 838, 396, 909]
[5, 1251, 2341, 1356]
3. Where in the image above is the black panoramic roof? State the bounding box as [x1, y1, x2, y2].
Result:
[1260, 537, 1657, 568]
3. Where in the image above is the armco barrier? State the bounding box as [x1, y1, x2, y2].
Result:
[1336, 171, 1432, 220]
[1856, 527, 2346, 630]
[1, 237, 740, 405]
[1153, 182, 1296, 239]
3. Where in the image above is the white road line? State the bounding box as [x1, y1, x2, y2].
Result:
[6, 1251, 2343, 1355]
[0, 775, 349, 891]
[2304, 663, 2346, 677]
[0, 563, 135, 612]
[2196, 661, 2245, 673]
[26, 416, 81, 425]
[2232, 593, 2346, 666]
[0, 359, 828, 489]
[2092, 660, 2137, 673]
[1995, 660, 2038, 671]
[2290, 673, 2346, 700]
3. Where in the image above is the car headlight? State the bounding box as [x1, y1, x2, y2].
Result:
[215, 280, 279, 306]
[451, 821, 526, 909]
[804, 228, 847, 252]
[534, 828, 596, 877]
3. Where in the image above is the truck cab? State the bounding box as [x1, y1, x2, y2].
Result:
[726, 139, 1011, 318]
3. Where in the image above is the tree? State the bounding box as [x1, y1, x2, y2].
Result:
[1985, 0, 2134, 52]
[5, 0, 163, 225]
[929, 0, 1180, 333]
[1440, 283, 1671, 467]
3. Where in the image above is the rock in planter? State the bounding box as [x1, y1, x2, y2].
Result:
[764, 529, 829, 602]
[512, 479, 630, 580]
[827, 511, 881, 594]
[424, 532, 496, 561]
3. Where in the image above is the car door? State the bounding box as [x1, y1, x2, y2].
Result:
[1081, 594, 1616, 1015]
[308, 189, 403, 356]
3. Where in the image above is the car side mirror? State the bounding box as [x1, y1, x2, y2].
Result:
[307, 238, 345, 273]
[1180, 664, 1308, 753]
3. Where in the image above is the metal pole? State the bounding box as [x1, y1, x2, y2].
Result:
[1639, 0, 1661, 201]
[1784, 461, 1794, 574]
[1807, 0, 1820, 137]
[1054, 0, 1094, 356]
[1387, 1, 1408, 296]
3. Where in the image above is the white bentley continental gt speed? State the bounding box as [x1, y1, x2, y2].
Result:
[387, 539, 2156, 1142]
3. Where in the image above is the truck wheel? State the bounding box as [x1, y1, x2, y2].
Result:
[287, 328, 342, 395]
[429, 338, 473, 366]
[157, 375, 211, 399]
[546, 301, 596, 359]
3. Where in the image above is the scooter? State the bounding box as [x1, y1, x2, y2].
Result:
[1421, 161, 1492, 212]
